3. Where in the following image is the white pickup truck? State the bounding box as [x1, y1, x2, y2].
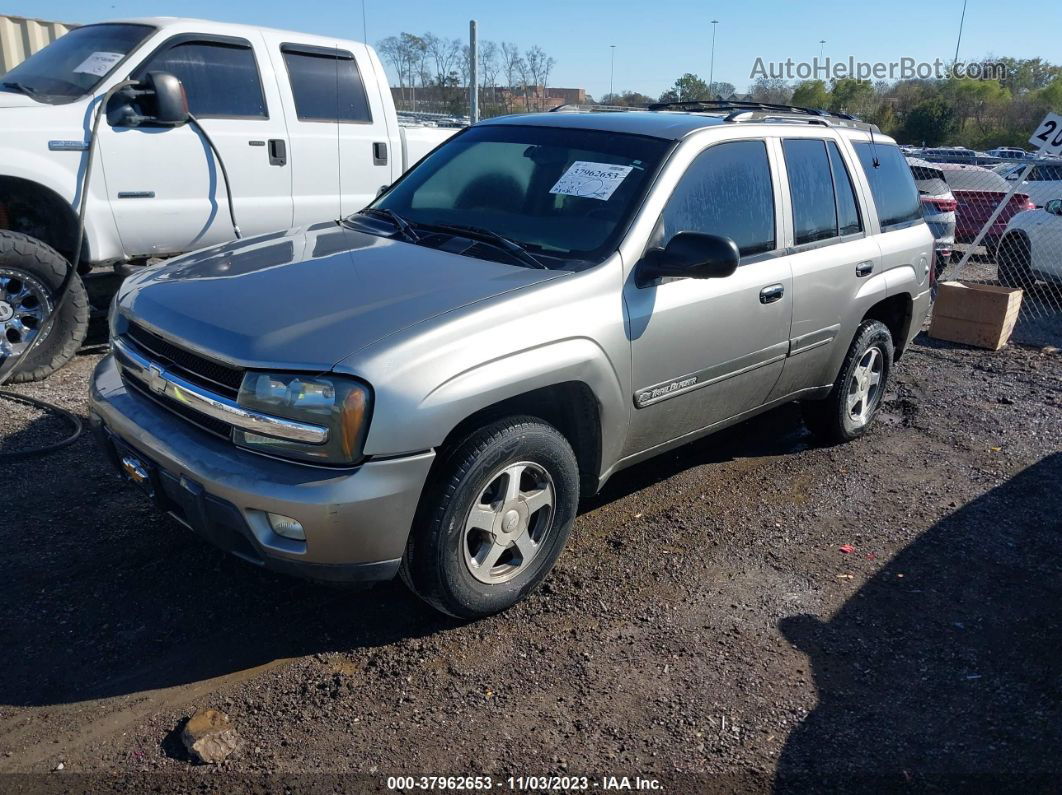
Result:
[0, 17, 458, 381]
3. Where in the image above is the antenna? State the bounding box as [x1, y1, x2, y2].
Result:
[335, 43, 343, 221]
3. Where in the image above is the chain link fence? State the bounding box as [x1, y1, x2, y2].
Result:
[908, 152, 1062, 344]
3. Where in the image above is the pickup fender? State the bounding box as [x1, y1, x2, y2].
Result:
[0, 144, 125, 264]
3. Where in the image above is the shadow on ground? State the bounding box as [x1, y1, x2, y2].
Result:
[1, 396, 810, 708]
[777, 453, 1062, 789]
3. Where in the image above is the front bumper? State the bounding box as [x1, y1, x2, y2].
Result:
[89, 354, 435, 583]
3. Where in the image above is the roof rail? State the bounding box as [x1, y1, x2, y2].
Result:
[548, 103, 647, 113]
[646, 99, 880, 133]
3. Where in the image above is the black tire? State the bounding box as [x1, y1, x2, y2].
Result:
[401, 416, 579, 619]
[801, 320, 894, 445]
[0, 230, 88, 383]
[997, 233, 1034, 290]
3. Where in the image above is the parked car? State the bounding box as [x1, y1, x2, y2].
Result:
[907, 157, 956, 263]
[921, 146, 987, 165]
[1001, 160, 1062, 208]
[986, 147, 1031, 160]
[937, 163, 1036, 257]
[89, 106, 934, 618]
[997, 197, 1062, 289]
[0, 17, 458, 382]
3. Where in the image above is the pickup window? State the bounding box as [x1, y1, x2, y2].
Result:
[281, 44, 373, 123]
[139, 39, 267, 119]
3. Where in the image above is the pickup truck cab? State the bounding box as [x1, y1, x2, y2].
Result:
[89, 104, 934, 619]
[0, 17, 455, 381]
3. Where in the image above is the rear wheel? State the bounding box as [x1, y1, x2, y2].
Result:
[0, 231, 88, 383]
[997, 233, 1034, 290]
[802, 320, 894, 445]
[401, 417, 579, 619]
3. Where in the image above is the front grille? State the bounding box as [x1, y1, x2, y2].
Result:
[124, 373, 234, 439]
[125, 322, 243, 398]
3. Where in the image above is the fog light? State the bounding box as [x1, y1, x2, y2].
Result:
[267, 513, 305, 541]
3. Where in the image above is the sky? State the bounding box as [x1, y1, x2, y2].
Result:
[9, 0, 1061, 100]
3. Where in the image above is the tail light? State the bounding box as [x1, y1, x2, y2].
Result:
[921, 196, 958, 212]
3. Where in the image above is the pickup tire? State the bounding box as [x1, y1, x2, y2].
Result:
[997, 233, 1034, 290]
[801, 319, 894, 445]
[0, 231, 88, 383]
[401, 416, 579, 619]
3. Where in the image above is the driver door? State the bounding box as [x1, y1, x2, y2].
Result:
[98, 34, 293, 257]
[622, 139, 793, 456]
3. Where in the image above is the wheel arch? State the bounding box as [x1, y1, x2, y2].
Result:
[0, 176, 87, 272]
[862, 293, 913, 359]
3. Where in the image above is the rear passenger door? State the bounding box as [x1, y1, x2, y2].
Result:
[261, 35, 394, 225]
[623, 139, 793, 455]
[768, 136, 882, 398]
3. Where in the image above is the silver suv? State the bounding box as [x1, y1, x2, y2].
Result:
[89, 102, 934, 618]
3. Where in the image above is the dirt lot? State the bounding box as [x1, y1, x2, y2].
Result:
[1, 324, 1060, 792]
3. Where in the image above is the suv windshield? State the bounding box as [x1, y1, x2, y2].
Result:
[365, 124, 671, 267]
[1, 23, 153, 103]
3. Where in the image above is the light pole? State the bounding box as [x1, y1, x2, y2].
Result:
[609, 44, 615, 101]
[953, 0, 968, 64]
[709, 20, 718, 95]
[819, 39, 825, 60]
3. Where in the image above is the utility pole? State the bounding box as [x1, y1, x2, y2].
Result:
[469, 19, 479, 124]
[361, 0, 367, 43]
[953, 0, 968, 64]
[609, 45, 615, 101]
[709, 20, 719, 96]
[819, 39, 826, 60]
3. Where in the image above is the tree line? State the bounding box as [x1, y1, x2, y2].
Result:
[377, 32, 556, 116]
[601, 58, 1062, 149]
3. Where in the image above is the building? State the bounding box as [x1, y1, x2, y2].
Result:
[0, 14, 77, 73]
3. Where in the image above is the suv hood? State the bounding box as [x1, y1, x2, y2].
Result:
[118, 223, 567, 372]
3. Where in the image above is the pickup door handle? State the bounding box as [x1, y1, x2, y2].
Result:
[856, 261, 874, 277]
[759, 284, 784, 304]
[268, 139, 287, 166]
[373, 142, 388, 166]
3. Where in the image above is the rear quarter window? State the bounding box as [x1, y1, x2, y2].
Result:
[854, 143, 922, 229]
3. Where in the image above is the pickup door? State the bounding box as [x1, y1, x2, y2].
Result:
[98, 32, 294, 256]
[259, 33, 395, 224]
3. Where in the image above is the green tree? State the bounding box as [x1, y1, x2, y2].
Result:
[829, 78, 874, 117]
[901, 98, 956, 146]
[658, 73, 710, 103]
[791, 79, 830, 109]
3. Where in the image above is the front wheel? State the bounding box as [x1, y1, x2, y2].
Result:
[0, 231, 89, 383]
[401, 417, 579, 619]
[801, 319, 894, 445]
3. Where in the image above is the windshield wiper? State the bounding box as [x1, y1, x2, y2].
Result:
[423, 223, 547, 270]
[354, 208, 420, 243]
[1, 81, 42, 98]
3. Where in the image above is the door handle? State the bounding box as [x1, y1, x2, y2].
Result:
[373, 142, 388, 166]
[856, 261, 874, 277]
[267, 139, 287, 166]
[759, 284, 784, 304]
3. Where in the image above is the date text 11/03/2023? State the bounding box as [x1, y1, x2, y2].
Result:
[386, 775, 664, 791]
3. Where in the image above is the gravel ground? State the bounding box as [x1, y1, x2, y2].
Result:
[1, 327, 1060, 793]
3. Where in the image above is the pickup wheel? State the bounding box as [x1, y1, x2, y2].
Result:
[401, 416, 579, 619]
[801, 319, 894, 445]
[0, 231, 88, 383]
[997, 233, 1034, 290]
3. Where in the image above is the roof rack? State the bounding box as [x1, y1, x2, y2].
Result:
[646, 99, 880, 133]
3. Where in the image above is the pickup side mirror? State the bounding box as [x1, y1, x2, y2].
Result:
[107, 71, 189, 128]
[1045, 199, 1062, 216]
[637, 232, 740, 286]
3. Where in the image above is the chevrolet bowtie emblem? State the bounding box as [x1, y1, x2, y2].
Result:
[147, 364, 166, 395]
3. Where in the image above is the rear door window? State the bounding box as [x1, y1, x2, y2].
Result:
[281, 45, 372, 123]
[854, 143, 922, 229]
[783, 139, 838, 245]
[140, 39, 267, 118]
[662, 140, 776, 258]
[828, 141, 863, 236]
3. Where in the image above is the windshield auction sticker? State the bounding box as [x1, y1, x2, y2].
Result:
[549, 161, 634, 201]
[73, 51, 124, 76]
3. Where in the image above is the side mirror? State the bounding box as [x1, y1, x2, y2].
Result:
[638, 232, 740, 286]
[1046, 199, 1062, 216]
[107, 71, 189, 128]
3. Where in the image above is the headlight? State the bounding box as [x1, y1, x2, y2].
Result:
[233, 372, 371, 465]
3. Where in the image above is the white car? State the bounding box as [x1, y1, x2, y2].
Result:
[997, 197, 1062, 288]
[1001, 161, 1062, 208]
[986, 146, 1031, 160]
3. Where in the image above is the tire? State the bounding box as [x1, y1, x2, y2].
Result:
[997, 233, 1034, 290]
[401, 416, 579, 619]
[801, 320, 894, 445]
[0, 230, 88, 383]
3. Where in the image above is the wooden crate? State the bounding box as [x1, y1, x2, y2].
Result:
[928, 280, 1023, 351]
